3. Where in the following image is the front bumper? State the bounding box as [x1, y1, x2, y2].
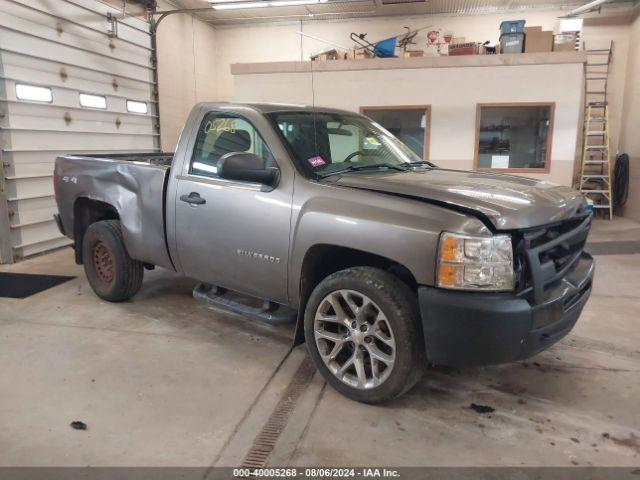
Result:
[418, 251, 594, 366]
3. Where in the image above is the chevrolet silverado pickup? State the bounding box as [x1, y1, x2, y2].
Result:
[54, 103, 594, 403]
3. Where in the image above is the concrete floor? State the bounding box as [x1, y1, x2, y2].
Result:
[1, 218, 639, 468]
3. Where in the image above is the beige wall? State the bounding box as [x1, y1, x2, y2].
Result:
[234, 58, 584, 186]
[215, 10, 575, 100]
[619, 6, 640, 221]
[152, 6, 635, 167]
[214, 9, 635, 154]
[156, 1, 217, 151]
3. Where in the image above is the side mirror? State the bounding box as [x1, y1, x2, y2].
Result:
[217, 152, 278, 186]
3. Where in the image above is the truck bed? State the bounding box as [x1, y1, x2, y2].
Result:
[54, 152, 176, 271]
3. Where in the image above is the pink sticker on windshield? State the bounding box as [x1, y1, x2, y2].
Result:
[307, 156, 326, 168]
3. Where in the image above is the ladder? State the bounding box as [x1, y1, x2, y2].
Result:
[579, 41, 613, 220]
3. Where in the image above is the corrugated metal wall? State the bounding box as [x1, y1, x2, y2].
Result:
[0, 0, 159, 262]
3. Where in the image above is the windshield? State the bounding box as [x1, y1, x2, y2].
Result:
[267, 111, 430, 177]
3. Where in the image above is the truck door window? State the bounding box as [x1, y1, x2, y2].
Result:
[190, 113, 275, 179]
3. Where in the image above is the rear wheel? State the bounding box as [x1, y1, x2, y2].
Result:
[304, 267, 424, 403]
[82, 220, 143, 302]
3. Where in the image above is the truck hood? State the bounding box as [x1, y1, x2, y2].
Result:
[330, 168, 587, 230]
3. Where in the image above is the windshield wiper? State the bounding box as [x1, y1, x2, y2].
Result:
[319, 163, 408, 178]
[404, 160, 437, 168]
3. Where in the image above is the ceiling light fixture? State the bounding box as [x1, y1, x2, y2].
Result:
[212, 1, 268, 9]
[211, 0, 328, 9]
[271, 0, 319, 5]
[564, 0, 613, 17]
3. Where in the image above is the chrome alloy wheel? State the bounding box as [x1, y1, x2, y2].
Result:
[313, 289, 396, 389]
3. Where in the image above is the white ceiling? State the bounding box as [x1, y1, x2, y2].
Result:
[165, 0, 637, 25]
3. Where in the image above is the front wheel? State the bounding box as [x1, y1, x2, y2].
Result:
[304, 267, 425, 403]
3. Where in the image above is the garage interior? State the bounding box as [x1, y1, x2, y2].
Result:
[1, 0, 640, 473]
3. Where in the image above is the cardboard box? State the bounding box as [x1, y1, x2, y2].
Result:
[525, 30, 553, 53]
[525, 26, 542, 33]
[312, 49, 343, 61]
[352, 48, 373, 60]
[553, 33, 576, 52]
[449, 42, 480, 56]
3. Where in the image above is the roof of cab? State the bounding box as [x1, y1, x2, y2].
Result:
[196, 102, 358, 116]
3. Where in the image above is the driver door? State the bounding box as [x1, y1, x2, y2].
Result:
[173, 110, 292, 304]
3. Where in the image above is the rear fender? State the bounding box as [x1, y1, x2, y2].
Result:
[56, 159, 174, 270]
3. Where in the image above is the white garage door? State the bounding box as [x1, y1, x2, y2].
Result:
[0, 0, 158, 263]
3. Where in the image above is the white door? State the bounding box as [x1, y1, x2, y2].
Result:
[0, 0, 158, 262]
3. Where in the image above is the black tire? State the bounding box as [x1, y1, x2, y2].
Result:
[304, 267, 425, 404]
[82, 220, 143, 302]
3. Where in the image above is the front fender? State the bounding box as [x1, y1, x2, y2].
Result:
[288, 191, 488, 306]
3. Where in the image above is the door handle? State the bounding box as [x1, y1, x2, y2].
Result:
[180, 192, 206, 205]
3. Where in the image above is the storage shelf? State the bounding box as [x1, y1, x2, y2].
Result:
[231, 51, 588, 75]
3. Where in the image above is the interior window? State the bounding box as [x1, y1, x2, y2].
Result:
[190, 112, 274, 179]
[476, 104, 553, 171]
[361, 107, 429, 159]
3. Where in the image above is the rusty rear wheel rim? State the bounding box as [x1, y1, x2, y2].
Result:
[92, 241, 115, 284]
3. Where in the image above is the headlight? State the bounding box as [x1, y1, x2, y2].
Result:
[437, 232, 514, 291]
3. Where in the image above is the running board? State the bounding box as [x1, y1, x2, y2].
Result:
[193, 283, 296, 324]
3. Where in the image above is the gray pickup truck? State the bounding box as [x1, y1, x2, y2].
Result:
[54, 103, 594, 403]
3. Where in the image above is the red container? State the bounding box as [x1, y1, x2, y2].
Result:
[448, 42, 479, 56]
